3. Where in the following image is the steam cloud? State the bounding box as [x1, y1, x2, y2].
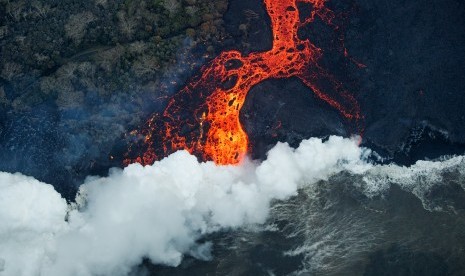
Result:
[2, 135, 464, 275]
[0, 136, 368, 276]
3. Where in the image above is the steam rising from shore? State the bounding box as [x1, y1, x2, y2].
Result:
[1, 136, 463, 275]
[0, 136, 365, 275]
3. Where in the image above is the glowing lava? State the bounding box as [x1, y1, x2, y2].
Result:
[126, 0, 362, 166]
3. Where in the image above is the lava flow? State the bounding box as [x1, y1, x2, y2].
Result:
[125, 0, 362, 166]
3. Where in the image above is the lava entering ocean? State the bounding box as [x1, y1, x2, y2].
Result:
[125, 0, 362, 166]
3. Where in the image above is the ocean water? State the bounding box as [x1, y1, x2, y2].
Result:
[149, 156, 465, 275]
[1, 138, 464, 275]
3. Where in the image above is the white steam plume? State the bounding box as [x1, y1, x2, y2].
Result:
[0, 136, 366, 276]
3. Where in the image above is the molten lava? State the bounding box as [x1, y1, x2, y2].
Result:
[126, 0, 362, 166]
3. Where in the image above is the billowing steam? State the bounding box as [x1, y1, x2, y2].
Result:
[2, 136, 463, 275]
[0, 136, 366, 276]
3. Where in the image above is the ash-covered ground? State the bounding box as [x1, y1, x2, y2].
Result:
[1, 0, 465, 275]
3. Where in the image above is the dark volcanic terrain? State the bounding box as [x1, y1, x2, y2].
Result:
[1, 0, 465, 275]
[238, 0, 465, 164]
[0, 0, 464, 205]
[1, 0, 464, 196]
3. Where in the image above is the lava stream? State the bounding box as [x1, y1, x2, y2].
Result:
[125, 0, 362, 166]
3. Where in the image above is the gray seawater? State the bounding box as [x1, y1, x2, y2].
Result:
[147, 156, 465, 275]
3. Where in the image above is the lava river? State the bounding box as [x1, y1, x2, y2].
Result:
[125, 0, 362, 166]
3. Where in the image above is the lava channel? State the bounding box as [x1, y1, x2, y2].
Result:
[125, 0, 363, 166]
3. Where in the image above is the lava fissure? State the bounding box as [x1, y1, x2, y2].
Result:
[125, 0, 362, 166]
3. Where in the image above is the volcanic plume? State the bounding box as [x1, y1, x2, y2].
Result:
[126, 0, 362, 166]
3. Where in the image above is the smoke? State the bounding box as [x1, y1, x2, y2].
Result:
[0, 136, 367, 276]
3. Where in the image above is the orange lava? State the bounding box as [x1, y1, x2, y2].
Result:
[125, 0, 362, 166]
